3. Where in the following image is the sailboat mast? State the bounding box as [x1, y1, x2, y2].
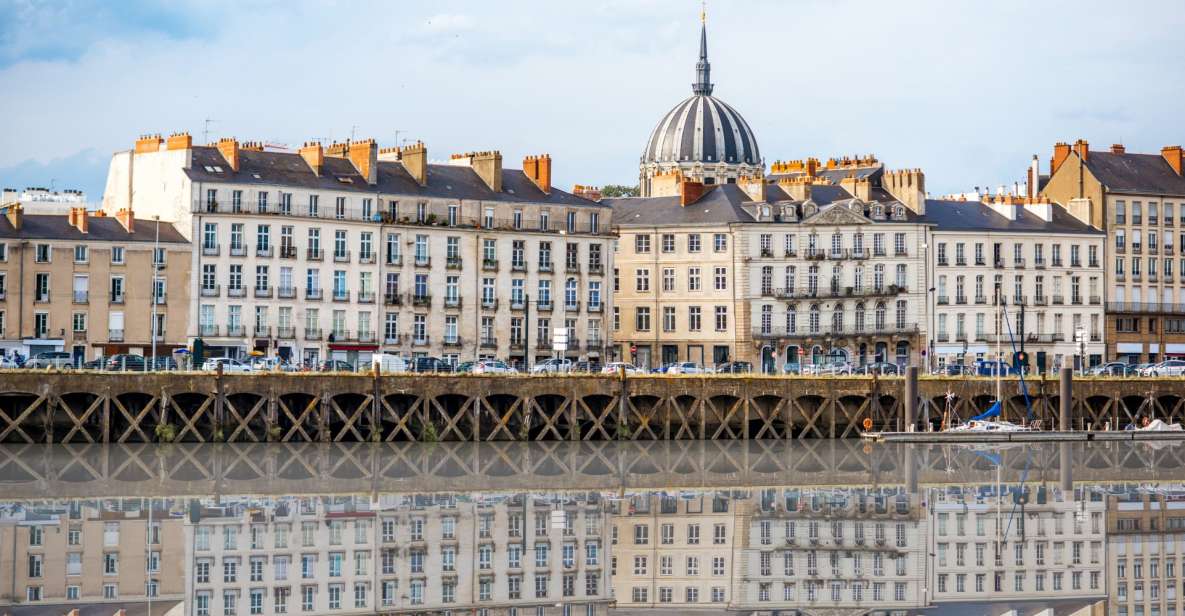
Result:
[996, 283, 1003, 404]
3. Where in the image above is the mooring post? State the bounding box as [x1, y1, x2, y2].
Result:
[214, 364, 225, 441]
[904, 444, 918, 495]
[319, 388, 331, 443]
[1060, 367, 1072, 431]
[371, 366, 381, 441]
[905, 366, 918, 432]
[101, 385, 111, 444]
[617, 366, 628, 439]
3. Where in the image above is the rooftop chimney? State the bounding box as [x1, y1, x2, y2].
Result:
[1051, 142, 1072, 175]
[166, 132, 192, 151]
[522, 154, 552, 194]
[394, 141, 428, 186]
[679, 179, 706, 207]
[115, 207, 134, 233]
[1110, 143, 1126, 154]
[451, 151, 502, 193]
[881, 169, 926, 215]
[348, 139, 378, 185]
[299, 142, 324, 176]
[134, 134, 162, 154]
[1074, 138, 1089, 162]
[216, 138, 240, 172]
[5, 203, 21, 230]
[572, 184, 602, 201]
[68, 207, 88, 233]
[1163, 145, 1184, 176]
[1026, 155, 1040, 199]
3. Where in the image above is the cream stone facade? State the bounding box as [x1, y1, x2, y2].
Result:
[185, 493, 612, 616]
[928, 196, 1106, 372]
[0, 205, 191, 363]
[609, 492, 739, 610]
[0, 501, 186, 609]
[102, 134, 612, 368]
[1107, 492, 1185, 616]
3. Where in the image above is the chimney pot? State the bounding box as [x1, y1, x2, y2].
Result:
[216, 138, 240, 172]
[1110, 143, 1126, 154]
[1163, 145, 1184, 176]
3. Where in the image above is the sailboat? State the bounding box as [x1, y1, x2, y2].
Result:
[946, 288, 1034, 433]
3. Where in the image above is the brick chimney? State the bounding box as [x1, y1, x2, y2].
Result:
[778, 176, 811, 201]
[348, 139, 378, 185]
[299, 142, 324, 176]
[1110, 143, 1126, 154]
[1051, 142, 1072, 175]
[522, 154, 552, 194]
[571, 184, 601, 201]
[679, 179, 706, 207]
[839, 174, 872, 202]
[1163, 145, 1184, 176]
[166, 132, 192, 150]
[5, 203, 21, 230]
[395, 141, 428, 187]
[115, 208, 134, 233]
[134, 134, 162, 154]
[216, 138, 240, 172]
[452, 151, 502, 193]
[881, 169, 926, 215]
[1074, 138, 1089, 162]
[68, 207, 88, 233]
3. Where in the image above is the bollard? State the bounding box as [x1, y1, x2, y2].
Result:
[904, 366, 918, 432]
[1059, 441, 1072, 492]
[1060, 367, 1072, 431]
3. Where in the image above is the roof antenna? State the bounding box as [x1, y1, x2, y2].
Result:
[203, 118, 216, 145]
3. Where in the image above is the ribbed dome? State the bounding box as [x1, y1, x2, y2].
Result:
[642, 94, 761, 166]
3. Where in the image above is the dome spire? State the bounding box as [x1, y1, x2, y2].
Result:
[692, 2, 713, 96]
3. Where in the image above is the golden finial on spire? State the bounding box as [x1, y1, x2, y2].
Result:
[701, 0, 707, 24]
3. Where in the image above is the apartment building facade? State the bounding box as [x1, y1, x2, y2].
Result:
[184, 493, 612, 616]
[927, 196, 1106, 372]
[102, 134, 612, 368]
[1107, 491, 1185, 616]
[609, 491, 739, 611]
[733, 488, 930, 612]
[0, 204, 191, 363]
[929, 485, 1107, 605]
[0, 501, 186, 609]
[1040, 139, 1185, 363]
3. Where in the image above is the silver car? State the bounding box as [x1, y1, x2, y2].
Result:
[1153, 360, 1185, 376]
[25, 351, 73, 369]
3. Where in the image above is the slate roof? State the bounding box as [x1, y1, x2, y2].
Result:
[184, 146, 605, 208]
[0, 213, 190, 243]
[606, 185, 756, 226]
[1083, 151, 1185, 196]
[925, 199, 1102, 234]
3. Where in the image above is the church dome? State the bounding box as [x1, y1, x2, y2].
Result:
[638, 15, 762, 196]
[643, 94, 761, 166]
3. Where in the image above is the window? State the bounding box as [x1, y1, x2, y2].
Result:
[713, 233, 727, 252]
[634, 234, 650, 253]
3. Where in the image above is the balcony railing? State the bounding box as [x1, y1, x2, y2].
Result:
[332, 291, 351, 302]
[384, 334, 401, 345]
[446, 296, 464, 309]
[229, 245, 247, 257]
[306, 288, 323, 300]
[110, 293, 125, 304]
[412, 336, 430, 347]
[1033, 295, 1048, 305]
[202, 244, 220, 256]
[256, 245, 273, 258]
[975, 295, 987, 304]
[199, 324, 219, 337]
[227, 325, 245, 337]
[483, 259, 500, 272]
[108, 329, 124, 342]
[443, 336, 462, 347]
[1052, 295, 1065, 305]
[955, 295, 967, 305]
[480, 298, 496, 310]
[415, 256, 431, 267]
[359, 252, 376, 264]
[411, 293, 432, 307]
[1014, 258, 1026, 268]
[1090, 295, 1101, 305]
[772, 284, 908, 301]
[278, 286, 296, 299]
[227, 287, 246, 298]
[752, 323, 921, 340]
[356, 291, 375, 303]
[358, 331, 376, 343]
[1107, 301, 1185, 314]
[384, 292, 403, 306]
[1034, 258, 1046, 268]
[537, 301, 554, 312]
[538, 262, 554, 273]
[277, 326, 295, 339]
[305, 328, 322, 340]
[565, 301, 581, 312]
[511, 299, 526, 311]
[333, 251, 351, 263]
[254, 325, 271, 337]
[254, 286, 273, 298]
[588, 263, 604, 275]
[73, 291, 88, 303]
[307, 248, 323, 261]
[280, 245, 298, 259]
[480, 337, 497, 349]
[588, 302, 603, 313]
[936, 295, 949, 305]
[511, 261, 527, 272]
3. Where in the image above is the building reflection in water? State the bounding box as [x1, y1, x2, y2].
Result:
[2, 440, 1183, 615]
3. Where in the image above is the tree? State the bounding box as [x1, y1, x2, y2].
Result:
[600, 184, 640, 198]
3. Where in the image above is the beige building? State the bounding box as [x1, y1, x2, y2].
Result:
[609, 492, 739, 610]
[186, 493, 612, 616]
[0, 501, 186, 609]
[927, 195, 1106, 372]
[1107, 491, 1185, 616]
[102, 134, 612, 368]
[1040, 139, 1185, 363]
[930, 484, 1106, 605]
[0, 204, 191, 363]
[734, 488, 930, 612]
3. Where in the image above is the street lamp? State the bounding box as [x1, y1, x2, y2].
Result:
[927, 286, 936, 373]
[151, 216, 161, 371]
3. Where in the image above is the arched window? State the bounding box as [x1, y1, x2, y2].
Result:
[896, 299, 908, 329]
[854, 265, 864, 291]
[854, 303, 866, 332]
[760, 304, 772, 335]
[875, 302, 887, 330]
[830, 265, 842, 295]
[786, 304, 798, 333]
[761, 266, 773, 295]
[831, 303, 844, 333]
[784, 266, 796, 294]
[808, 266, 819, 296]
[809, 304, 821, 334]
[873, 264, 885, 292]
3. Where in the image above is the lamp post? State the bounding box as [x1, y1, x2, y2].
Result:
[927, 285, 936, 373]
[151, 216, 161, 371]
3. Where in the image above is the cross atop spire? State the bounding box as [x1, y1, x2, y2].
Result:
[692, 3, 713, 96]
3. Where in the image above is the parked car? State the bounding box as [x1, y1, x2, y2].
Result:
[106, 354, 147, 371]
[782, 362, 802, 375]
[974, 359, 1016, 377]
[716, 361, 753, 374]
[204, 357, 254, 373]
[372, 354, 412, 374]
[150, 356, 179, 371]
[315, 360, 354, 372]
[601, 362, 644, 375]
[1135, 363, 1157, 377]
[940, 364, 967, 376]
[413, 357, 453, 373]
[571, 360, 603, 374]
[1152, 360, 1185, 376]
[1090, 361, 1129, 376]
[473, 359, 515, 374]
[667, 362, 710, 375]
[651, 363, 675, 374]
[25, 351, 73, 369]
[861, 362, 900, 376]
[0, 355, 21, 369]
[532, 358, 572, 374]
[806, 361, 853, 376]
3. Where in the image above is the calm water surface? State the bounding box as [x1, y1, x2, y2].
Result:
[0, 440, 1178, 615]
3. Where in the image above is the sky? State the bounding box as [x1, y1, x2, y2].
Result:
[1, 0, 1184, 201]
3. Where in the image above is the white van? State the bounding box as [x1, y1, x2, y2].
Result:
[372, 353, 412, 374]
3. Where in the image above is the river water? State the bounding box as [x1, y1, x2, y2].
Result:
[0, 440, 1177, 615]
